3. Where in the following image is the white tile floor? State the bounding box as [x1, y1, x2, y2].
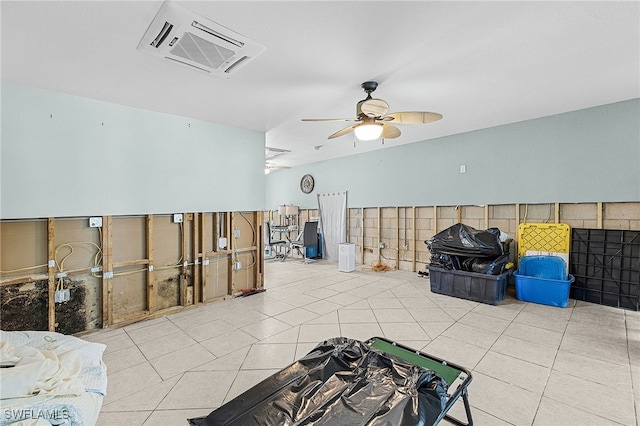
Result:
[86, 260, 640, 426]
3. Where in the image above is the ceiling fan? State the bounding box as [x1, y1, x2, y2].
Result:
[265, 147, 291, 173]
[265, 162, 291, 171]
[302, 81, 442, 141]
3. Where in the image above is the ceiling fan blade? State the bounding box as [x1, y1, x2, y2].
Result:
[360, 98, 389, 117]
[328, 125, 357, 139]
[301, 118, 358, 122]
[381, 123, 401, 139]
[386, 111, 443, 124]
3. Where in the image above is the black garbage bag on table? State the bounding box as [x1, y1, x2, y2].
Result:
[188, 337, 448, 426]
[426, 223, 503, 258]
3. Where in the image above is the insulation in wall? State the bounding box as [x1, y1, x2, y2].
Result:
[0, 280, 49, 331]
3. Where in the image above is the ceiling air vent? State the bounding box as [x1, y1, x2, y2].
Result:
[137, 1, 266, 78]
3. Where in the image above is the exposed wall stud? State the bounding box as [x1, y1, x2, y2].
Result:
[395, 207, 400, 269]
[484, 205, 489, 229]
[228, 212, 235, 296]
[597, 202, 603, 229]
[146, 215, 154, 313]
[256, 211, 264, 288]
[515, 204, 520, 263]
[360, 208, 365, 265]
[47, 218, 55, 332]
[412, 206, 417, 272]
[433, 206, 438, 234]
[190, 213, 199, 306]
[180, 216, 187, 303]
[377, 207, 382, 263]
[102, 216, 113, 327]
[198, 213, 204, 304]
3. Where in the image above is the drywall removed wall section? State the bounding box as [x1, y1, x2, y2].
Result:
[0, 211, 263, 332]
[1, 83, 266, 219]
[345, 201, 639, 273]
[0, 220, 48, 279]
[0, 218, 103, 333]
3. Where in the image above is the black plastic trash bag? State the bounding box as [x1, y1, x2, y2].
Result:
[188, 337, 448, 426]
[461, 254, 510, 275]
[426, 223, 503, 258]
[430, 253, 463, 270]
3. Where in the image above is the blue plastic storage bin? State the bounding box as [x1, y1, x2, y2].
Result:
[518, 255, 565, 280]
[514, 272, 574, 308]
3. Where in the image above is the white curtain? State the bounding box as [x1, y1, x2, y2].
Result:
[317, 191, 347, 261]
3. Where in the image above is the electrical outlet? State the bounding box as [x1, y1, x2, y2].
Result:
[233, 261, 242, 270]
[173, 213, 183, 223]
[218, 237, 227, 249]
[234, 229, 241, 238]
[54, 289, 70, 303]
[89, 217, 102, 228]
[379, 242, 385, 249]
[460, 165, 466, 174]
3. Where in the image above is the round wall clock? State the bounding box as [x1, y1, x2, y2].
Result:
[300, 174, 315, 194]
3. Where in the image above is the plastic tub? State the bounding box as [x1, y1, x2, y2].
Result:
[514, 272, 574, 308]
[427, 266, 510, 305]
[518, 255, 566, 280]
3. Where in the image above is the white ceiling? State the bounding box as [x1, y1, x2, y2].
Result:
[2, 1, 639, 168]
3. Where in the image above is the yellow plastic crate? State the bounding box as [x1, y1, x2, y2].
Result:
[517, 223, 571, 259]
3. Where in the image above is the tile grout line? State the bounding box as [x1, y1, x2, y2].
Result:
[624, 310, 640, 426]
[467, 301, 535, 425]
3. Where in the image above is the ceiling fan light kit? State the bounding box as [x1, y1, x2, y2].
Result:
[354, 123, 383, 140]
[302, 81, 442, 142]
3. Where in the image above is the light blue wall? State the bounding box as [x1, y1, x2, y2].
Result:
[266, 99, 640, 209]
[1, 83, 265, 219]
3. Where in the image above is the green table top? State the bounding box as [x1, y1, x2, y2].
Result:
[369, 338, 463, 385]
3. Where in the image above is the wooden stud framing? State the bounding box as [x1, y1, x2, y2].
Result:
[47, 218, 55, 332]
[146, 215, 154, 314]
[4, 202, 640, 335]
[484, 205, 489, 230]
[256, 211, 264, 289]
[200, 212, 206, 304]
[102, 216, 113, 328]
[457, 205, 462, 224]
[191, 212, 200, 306]
[180, 216, 188, 304]
[395, 207, 399, 269]
[360, 209, 365, 265]
[377, 207, 382, 263]
[597, 202, 603, 229]
[433, 206, 438, 233]
[412, 206, 417, 272]
[228, 212, 235, 296]
[514, 204, 520, 262]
